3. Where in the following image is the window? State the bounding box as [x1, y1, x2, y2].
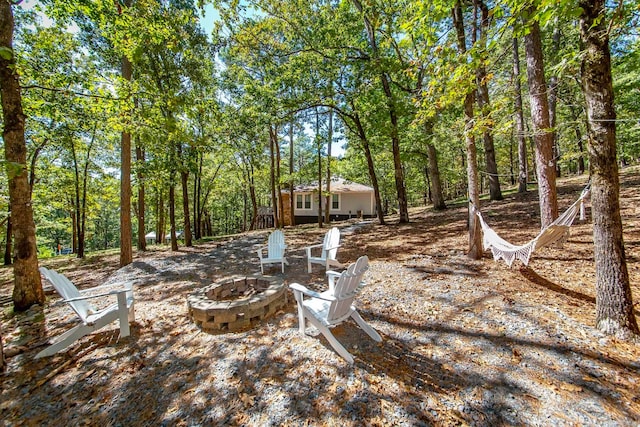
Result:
[296, 194, 312, 210]
[331, 194, 340, 210]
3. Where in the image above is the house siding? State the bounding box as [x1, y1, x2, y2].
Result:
[335, 192, 374, 217]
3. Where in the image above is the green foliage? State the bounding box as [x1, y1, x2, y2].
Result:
[0, 46, 12, 60]
[9, 0, 639, 257]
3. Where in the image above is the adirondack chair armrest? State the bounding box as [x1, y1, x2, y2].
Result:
[86, 282, 133, 292]
[304, 243, 323, 253]
[325, 244, 341, 251]
[304, 243, 323, 249]
[325, 270, 343, 291]
[256, 245, 267, 256]
[63, 288, 130, 303]
[289, 283, 336, 302]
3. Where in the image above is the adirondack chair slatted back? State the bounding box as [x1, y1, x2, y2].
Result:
[40, 267, 95, 321]
[326, 256, 368, 323]
[268, 230, 286, 259]
[324, 227, 340, 261]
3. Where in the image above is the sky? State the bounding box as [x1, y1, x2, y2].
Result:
[198, 3, 219, 40]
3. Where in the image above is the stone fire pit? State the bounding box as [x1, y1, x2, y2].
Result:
[187, 275, 287, 333]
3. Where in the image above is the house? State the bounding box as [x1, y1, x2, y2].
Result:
[281, 178, 375, 225]
[145, 231, 157, 244]
[164, 230, 183, 242]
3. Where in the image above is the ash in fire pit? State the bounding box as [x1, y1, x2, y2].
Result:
[187, 276, 287, 333]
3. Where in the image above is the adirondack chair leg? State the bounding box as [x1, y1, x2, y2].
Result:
[305, 313, 354, 364]
[117, 292, 130, 338]
[35, 324, 92, 359]
[351, 311, 382, 342]
[293, 292, 306, 333]
[306, 250, 313, 273]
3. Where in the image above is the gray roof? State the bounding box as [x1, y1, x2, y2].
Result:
[285, 178, 373, 194]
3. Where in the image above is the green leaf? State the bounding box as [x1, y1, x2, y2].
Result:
[3, 161, 25, 180]
[0, 46, 13, 60]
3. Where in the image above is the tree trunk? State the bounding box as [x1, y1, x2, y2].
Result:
[288, 121, 295, 227]
[0, 1, 44, 310]
[568, 104, 586, 174]
[157, 188, 164, 244]
[475, 0, 502, 201]
[548, 20, 561, 178]
[119, 0, 133, 266]
[350, 105, 385, 224]
[453, 1, 482, 259]
[71, 124, 95, 259]
[72, 141, 84, 258]
[579, 0, 639, 338]
[169, 180, 178, 251]
[523, 11, 558, 228]
[248, 163, 258, 231]
[512, 37, 528, 193]
[275, 130, 284, 227]
[325, 108, 333, 223]
[194, 152, 202, 240]
[70, 206, 77, 253]
[315, 109, 323, 228]
[427, 143, 446, 210]
[180, 169, 192, 246]
[136, 142, 146, 251]
[269, 125, 280, 228]
[424, 121, 446, 210]
[352, 0, 409, 223]
[4, 214, 12, 265]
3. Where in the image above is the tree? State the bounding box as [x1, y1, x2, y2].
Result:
[288, 119, 295, 227]
[579, 0, 638, 338]
[324, 107, 333, 224]
[512, 36, 527, 193]
[135, 134, 146, 251]
[118, 0, 133, 266]
[424, 120, 446, 210]
[522, 6, 558, 228]
[352, 0, 409, 223]
[453, 0, 482, 259]
[0, 0, 44, 310]
[474, 0, 502, 201]
[68, 120, 97, 258]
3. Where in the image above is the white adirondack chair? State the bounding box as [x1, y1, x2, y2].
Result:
[257, 229, 288, 274]
[304, 226, 342, 273]
[289, 255, 381, 363]
[36, 267, 135, 358]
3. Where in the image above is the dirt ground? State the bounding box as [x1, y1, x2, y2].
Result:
[1, 167, 639, 426]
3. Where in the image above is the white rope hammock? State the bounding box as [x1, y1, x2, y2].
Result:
[472, 185, 591, 267]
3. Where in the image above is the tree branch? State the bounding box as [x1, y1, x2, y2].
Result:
[22, 84, 120, 101]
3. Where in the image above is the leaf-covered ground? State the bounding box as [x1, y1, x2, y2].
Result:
[1, 167, 639, 426]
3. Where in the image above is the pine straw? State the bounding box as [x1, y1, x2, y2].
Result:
[1, 167, 639, 426]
